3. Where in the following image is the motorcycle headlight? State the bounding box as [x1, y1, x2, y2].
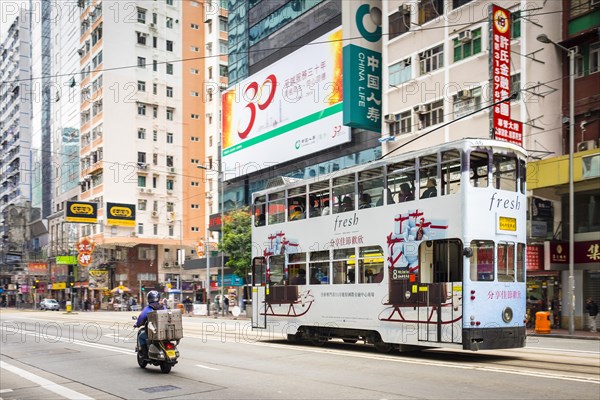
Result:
[502, 307, 513, 323]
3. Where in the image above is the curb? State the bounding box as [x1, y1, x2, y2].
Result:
[528, 333, 600, 340]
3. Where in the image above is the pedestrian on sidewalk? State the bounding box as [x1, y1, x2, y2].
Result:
[585, 298, 598, 332]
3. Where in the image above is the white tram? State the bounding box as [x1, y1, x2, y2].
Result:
[250, 139, 527, 351]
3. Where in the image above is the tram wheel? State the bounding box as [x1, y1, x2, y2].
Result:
[343, 339, 358, 344]
[287, 334, 300, 343]
[374, 340, 394, 353]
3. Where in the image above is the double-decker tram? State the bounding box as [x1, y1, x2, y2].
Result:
[250, 138, 527, 352]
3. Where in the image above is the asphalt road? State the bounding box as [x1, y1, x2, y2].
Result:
[1, 309, 598, 400]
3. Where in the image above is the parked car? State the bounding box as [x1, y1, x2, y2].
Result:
[40, 299, 60, 311]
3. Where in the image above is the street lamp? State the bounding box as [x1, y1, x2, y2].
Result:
[197, 163, 224, 317]
[537, 33, 575, 335]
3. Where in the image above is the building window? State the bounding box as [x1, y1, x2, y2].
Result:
[511, 11, 521, 39]
[166, 0, 174, 5]
[153, 130, 158, 141]
[389, 9, 410, 40]
[153, 36, 157, 48]
[453, 87, 482, 118]
[138, 199, 147, 211]
[138, 152, 147, 163]
[137, 57, 146, 68]
[220, 40, 228, 54]
[590, 42, 600, 74]
[574, 53, 584, 77]
[418, 0, 444, 25]
[167, 63, 173, 75]
[138, 128, 146, 139]
[138, 223, 144, 235]
[191, 68, 199, 75]
[153, 83, 158, 95]
[389, 58, 411, 86]
[419, 45, 444, 74]
[191, 23, 199, 29]
[191, 136, 199, 142]
[191, 114, 199, 119]
[166, 17, 173, 28]
[166, 86, 173, 97]
[153, 176, 157, 189]
[191, 45, 199, 52]
[166, 156, 174, 167]
[167, 132, 173, 143]
[570, 0, 592, 18]
[166, 40, 173, 52]
[168, 225, 174, 236]
[137, 103, 146, 115]
[453, 28, 482, 62]
[166, 108, 174, 120]
[191, 227, 199, 232]
[137, 80, 146, 91]
[417, 100, 444, 129]
[167, 179, 174, 190]
[510, 74, 521, 101]
[389, 111, 412, 135]
[137, 8, 146, 23]
[219, 16, 227, 32]
[136, 31, 147, 45]
[452, 0, 473, 9]
[191, 181, 199, 187]
[138, 175, 146, 187]
[153, 224, 158, 235]
[153, 12, 157, 24]
[153, 153, 158, 165]
[220, 65, 228, 77]
[190, 91, 199, 97]
[153, 105, 158, 118]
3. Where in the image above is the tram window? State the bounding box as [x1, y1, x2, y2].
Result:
[268, 191, 285, 224]
[288, 186, 306, 221]
[469, 240, 494, 281]
[498, 242, 515, 282]
[333, 248, 355, 284]
[289, 252, 307, 285]
[441, 150, 461, 196]
[268, 255, 285, 285]
[254, 195, 266, 227]
[492, 153, 517, 191]
[333, 173, 355, 214]
[418, 240, 462, 283]
[252, 257, 266, 286]
[309, 181, 329, 218]
[387, 159, 415, 203]
[469, 151, 489, 188]
[359, 246, 384, 283]
[358, 168, 383, 208]
[419, 154, 438, 199]
[516, 243, 525, 282]
[519, 159, 526, 194]
[309, 250, 329, 284]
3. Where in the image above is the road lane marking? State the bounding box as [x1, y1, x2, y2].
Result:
[0, 389, 14, 394]
[195, 364, 221, 371]
[0, 361, 93, 400]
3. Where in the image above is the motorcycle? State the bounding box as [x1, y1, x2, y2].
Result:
[132, 314, 181, 374]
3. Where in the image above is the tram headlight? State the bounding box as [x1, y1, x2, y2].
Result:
[502, 307, 513, 323]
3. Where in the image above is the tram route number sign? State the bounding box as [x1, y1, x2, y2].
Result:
[499, 216, 516, 231]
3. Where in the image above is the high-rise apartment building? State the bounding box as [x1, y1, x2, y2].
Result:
[74, 0, 208, 300]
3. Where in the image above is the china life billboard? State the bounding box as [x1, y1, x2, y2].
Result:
[221, 28, 350, 180]
[342, 0, 383, 133]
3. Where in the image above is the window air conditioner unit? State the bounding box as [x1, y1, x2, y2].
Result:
[151, 211, 159, 218]
[577, 140, 597, 152]
[400, 4, 411, 14]
[384, 114, 396, 123]
[139, 188, 145, 193]
[414, 105, 428, 114]
[146, 188, 153, 194]
[77, 49, 84, 56]
[130, 232, 137, 237]
[457, 89, 472, 100]
[137, 162, 147, 169]
[149, 23, 156, 29]
[458, 30, 472, 43]
[169, 167, 176, 173]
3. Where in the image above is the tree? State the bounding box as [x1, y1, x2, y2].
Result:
[219, 207, 251, 279]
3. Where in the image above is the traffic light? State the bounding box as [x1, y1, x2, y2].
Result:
[141, 285, 146, 292]
[32, 279, 39, 289]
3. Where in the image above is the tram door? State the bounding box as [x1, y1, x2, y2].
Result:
[417, 240, 463, 344]
[251, 257, 267, 329]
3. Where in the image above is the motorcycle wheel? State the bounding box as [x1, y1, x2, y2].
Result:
[137, 352, 147, 369]
[160, 362, 172, 374]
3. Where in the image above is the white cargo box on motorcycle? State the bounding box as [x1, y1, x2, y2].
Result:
[147, 309, 183, 341]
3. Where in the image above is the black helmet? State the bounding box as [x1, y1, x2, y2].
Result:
[147, 290, 160, 303]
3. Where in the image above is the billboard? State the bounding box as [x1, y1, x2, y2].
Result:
[222, 28, 350, 179]
[342, 0, 383, 132]
[489, 4, 523, 146]
[106, 202, 136, 226]
[66, 201, 98, 223]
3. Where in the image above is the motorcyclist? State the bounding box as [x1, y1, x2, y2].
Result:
[134, 290, 166, 357]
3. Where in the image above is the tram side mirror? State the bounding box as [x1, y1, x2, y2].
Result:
[462, 247, 473, 258]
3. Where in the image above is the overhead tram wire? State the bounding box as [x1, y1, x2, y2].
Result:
[0, 7, 573, 86]
[377, 93, 519, 161]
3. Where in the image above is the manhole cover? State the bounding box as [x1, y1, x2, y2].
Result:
[139, 385, 181, 393]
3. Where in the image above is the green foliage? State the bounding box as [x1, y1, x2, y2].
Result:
[219, 207, 252, 278]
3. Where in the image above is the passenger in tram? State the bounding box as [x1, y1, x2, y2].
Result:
[347, 269, 355, 284]
[340, 196, 354, 212]
[308, 196, 321, 217]
[398, 183, 415, 202]
[289, 206, 304, 221]
[359, 193, 372, 209]
[310, 270, 321, 284]
[421, 178, 437, 198]
[321, 200, 331, 215]
[376, 188, 395, 206]
[291, 269, 306, 285]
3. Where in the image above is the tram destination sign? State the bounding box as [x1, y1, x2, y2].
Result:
[498, 216, 517, 232]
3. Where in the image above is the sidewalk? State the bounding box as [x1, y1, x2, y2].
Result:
[527, 328, 600, 340]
